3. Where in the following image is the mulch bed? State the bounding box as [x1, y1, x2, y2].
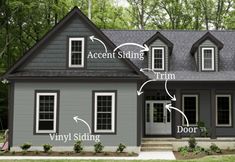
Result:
[174, 150, 235, 160]
[0, 151, 138, 157]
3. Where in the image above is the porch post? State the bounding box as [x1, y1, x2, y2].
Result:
[210, 89, 216, 139]
[174, 88, 181, 139]
[137, 82, 143, 146]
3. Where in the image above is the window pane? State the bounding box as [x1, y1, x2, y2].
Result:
[204, 59, 212, 69]
[153, 103, 164, 122]
[183, 96, 197, 125]
[217, 96, 230, 125]
[70, 40, 83, 66]
[146, 103, 150, 122]
[153, 49, 163, 69]
[96, 94, 114, 131]
[39, 121, 53, 130]
[38, 94, 55, 131]
[204, 49, 212, 58]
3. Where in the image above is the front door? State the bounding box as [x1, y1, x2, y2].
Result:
[145, 101, 172, 135]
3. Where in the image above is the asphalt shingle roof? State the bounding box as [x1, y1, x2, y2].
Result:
[102, 30, 235, 81]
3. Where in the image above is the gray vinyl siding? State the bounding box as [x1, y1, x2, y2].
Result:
[21, 17, 131, 70]
[12, 82, 138, 146]
[198, 40, 218, 72]
[148, 39, 169, 71]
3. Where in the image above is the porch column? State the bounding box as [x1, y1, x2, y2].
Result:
[137, 82, 143, 146]
[210, 89, 216, 139]
[174, 88, 181, 139]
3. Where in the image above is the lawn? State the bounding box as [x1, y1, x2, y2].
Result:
[0, 155, 235, 162]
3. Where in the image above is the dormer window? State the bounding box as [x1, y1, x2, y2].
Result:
[152, 47, 165, 71]
[68, 37, 85, 68]
[202, 47, 214, 71]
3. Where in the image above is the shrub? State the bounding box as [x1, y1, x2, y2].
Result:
[73, 140, 83, 153]
[116, 143, 126, 153]
[20, 143, 31, 151]
[42, 144, 53, 153]
[11, 151, 15, 155]
[178, 146, 189, 156]
[188, 136, 197, 149]
[210, 143, 221, 153]
[197, 121, 209, 137]
[94, 142, 104, 153]
[34, 150, 39, 155]
[193, 146, 204, 155]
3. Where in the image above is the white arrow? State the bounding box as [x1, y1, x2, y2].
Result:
[140, 68, 156, 74]
[165, 80, 176, 101]
[113, 43, 149, 52]
[73, 116, 92, 134]
[165, 104, 189, 127]
[89, 36, 108, 53]
[137, 79, 157, 96]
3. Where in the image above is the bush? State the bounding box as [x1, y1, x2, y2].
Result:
[188, 136, 197, 149]
[197, 121, 209, 137]
[94, 142, 104, 153]
[193, 146, 204, 155]
[210, 143, 221, 153]
[116, 143, 126, 153]
[42, 144, 53, 153]
[178, 146, 189, 156]
[20, 143, 31, 151]
[73, 140, 83, 153]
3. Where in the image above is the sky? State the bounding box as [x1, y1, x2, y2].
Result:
[115, 0, 129, 7]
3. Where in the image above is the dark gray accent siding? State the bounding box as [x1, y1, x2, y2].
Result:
[21, 17, 131, 71]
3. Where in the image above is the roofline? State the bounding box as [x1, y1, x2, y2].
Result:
[3, 7, 146, 79]
[190, 31, 224, 54]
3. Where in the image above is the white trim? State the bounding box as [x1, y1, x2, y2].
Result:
[151, 47, 164, 70]
[36, 92, 57, 133]
[202, 47, 214, 71]
[68, 37, 85, 68]
[216, 95, 232, 127]
[182, 95, 198, 126]
[94, 92, 115, 133]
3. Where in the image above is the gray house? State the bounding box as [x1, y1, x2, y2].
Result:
[2, 7, 235, 152]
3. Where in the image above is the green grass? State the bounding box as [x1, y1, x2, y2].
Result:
[0, 155, 235, 162]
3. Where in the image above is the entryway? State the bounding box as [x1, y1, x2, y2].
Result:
[145, 101, 172, 135]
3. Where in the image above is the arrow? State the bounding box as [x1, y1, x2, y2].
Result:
[73, 116, 92, 134]
[137, 79, 157, 96]
[113, 43, 149, 52]
[89, 36, 108, 53]
[165, 80, 176, 101]
[165, 104, 189, 127]
[140, 68, 156, 74]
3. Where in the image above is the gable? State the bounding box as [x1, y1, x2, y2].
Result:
[3, 7, 145, 80]
[20, 16, 131, 71]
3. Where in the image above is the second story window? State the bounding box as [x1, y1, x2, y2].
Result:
[202, 47, 214, 71]
[152, 47, 164, 70]
[69, 38, 85, 68]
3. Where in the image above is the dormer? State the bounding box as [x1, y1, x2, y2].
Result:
[190, 32, 223, 72]
[144, 32, 173, 71]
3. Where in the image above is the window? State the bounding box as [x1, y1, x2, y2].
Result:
[152, 47, 164, 70]
[182, 95, 198, 126]
[94, 92, 116, 133]
[216, 95, 232, 126]
[202, 47, 214, 71]
[35, 92, 58, 133]
[69, 38, 85, 67]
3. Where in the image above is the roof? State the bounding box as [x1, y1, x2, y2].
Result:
[102, 30, 235, 81]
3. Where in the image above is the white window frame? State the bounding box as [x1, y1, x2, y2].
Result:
[152, 47, 165, 70]
[68, 37, 85, 68]
[36, 92, 57, 133]
[182, 95, 198, 126]
[94, 92, 115, 133]
[216, 95, 232, 127]
[202, 47, 214, 71]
